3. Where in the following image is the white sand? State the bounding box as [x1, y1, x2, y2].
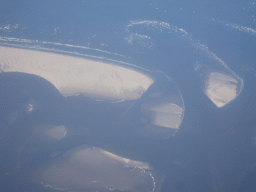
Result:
[0, 46, 154, 100]
[205, 72, 238, 107]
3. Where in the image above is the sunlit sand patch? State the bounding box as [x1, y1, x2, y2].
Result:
[0, 46, 154, 100]
[128, 90, 185, 139]
[150, 103, 183, 129]
[34, 124, 67, 141]
[204, 72, 241, 107]
[45, 125, 67, 140]
[142, 103, 183, 129]
[37, 146, 156, 192]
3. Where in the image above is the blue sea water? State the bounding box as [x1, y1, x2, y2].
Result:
[0, 0, 256, 192]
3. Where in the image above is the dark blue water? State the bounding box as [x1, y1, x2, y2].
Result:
[1, 1, 256, 192]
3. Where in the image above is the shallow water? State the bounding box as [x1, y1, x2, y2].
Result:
[1, 1, 256, 192]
